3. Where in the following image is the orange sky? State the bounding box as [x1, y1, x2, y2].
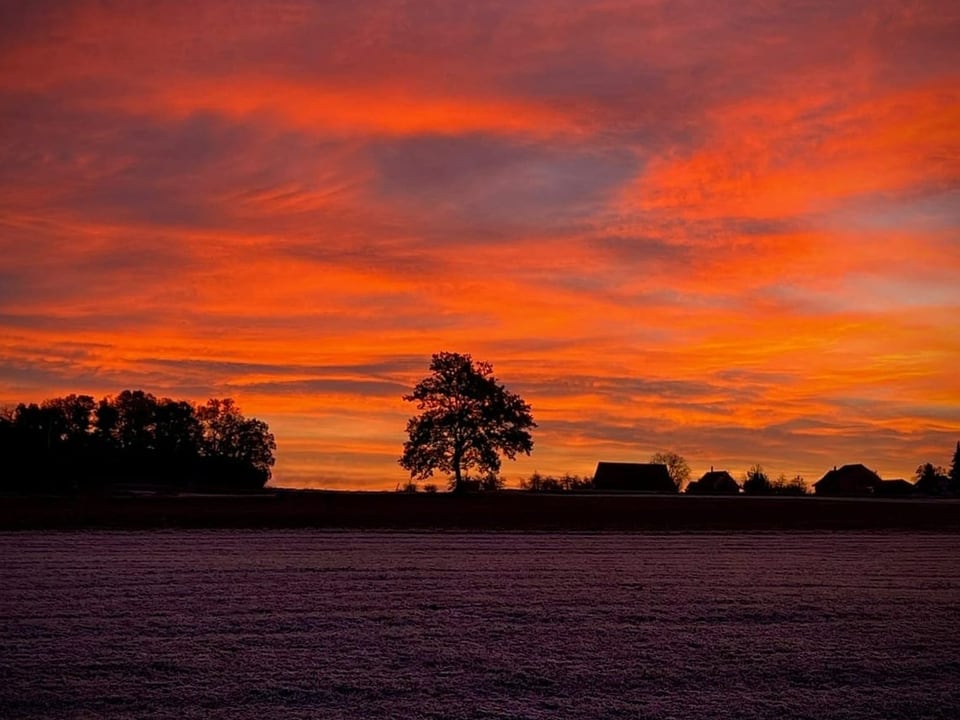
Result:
[1, 0, 958, 488]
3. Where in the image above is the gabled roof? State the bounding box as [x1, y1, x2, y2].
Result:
[687, 469, 740, 494]
[881, 479, 912, 488]
[876, 478, 915, 497]
[593, 462, 676, 492]
[699, 470, 736, 485]
[814, 464, 882, 495]
[815, 463, 882, 487]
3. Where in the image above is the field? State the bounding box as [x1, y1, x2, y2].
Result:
[1, 490, 958, 531]
[3, 530, 959, 719]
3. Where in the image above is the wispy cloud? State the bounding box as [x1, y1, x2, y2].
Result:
[1, 0, 958, 486]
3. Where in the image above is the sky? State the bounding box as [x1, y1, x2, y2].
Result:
[1, 0, 958, 489]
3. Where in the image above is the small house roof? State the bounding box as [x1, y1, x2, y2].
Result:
[593, 462, 675, 492]
[881, 479, 912, 488]
[698, 469, 736, 484]
[814, 463, 882, 488]
[876, 478, 915, 497]
[687, 468, 740, 494]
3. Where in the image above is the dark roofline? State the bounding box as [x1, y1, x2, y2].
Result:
[815, 463, 882, 486]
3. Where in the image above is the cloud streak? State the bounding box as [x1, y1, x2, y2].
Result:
[1, 0, 958, 487]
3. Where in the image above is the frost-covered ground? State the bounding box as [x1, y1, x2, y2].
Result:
[1, 531, 958, 719]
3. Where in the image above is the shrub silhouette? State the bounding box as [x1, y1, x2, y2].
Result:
[770, 473, 808, 495]
[743, 464, 773, 495]
[914, 462, 949, 496]
[520, 472, 593, 492]
[949, 442, 960, 495]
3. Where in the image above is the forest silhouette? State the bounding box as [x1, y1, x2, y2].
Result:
[0, 391, 275, 493]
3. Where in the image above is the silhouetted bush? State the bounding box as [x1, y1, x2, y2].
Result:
[447, 472, 506, 492]
[742, 464, 773, 495]
[951, 442, 960, 495]
[914, 462, 950, 496]
[0, 391, 275, 494]
[520, 472, 594, 492]
[772, 474, 809, 496]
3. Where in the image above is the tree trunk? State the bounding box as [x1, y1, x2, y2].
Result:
[453, 453, 463, 493]
[452, 444, 463, 493]
[453, 430, 463, 494]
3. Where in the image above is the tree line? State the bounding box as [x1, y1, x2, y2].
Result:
[913, 458, 960, 496]
[398, 352, 960, 496]
[464, 454, 958, 496]
[0, 390, 275, 494]
[511, 452, 960, 496]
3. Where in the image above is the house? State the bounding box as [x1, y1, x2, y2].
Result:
[875, 479, 915, 497]
[686, 468, 740, 495]
[593, 462, 676, 493]
[813, 464, 883, 496]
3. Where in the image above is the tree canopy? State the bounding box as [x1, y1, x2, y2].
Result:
[0, 391, 275, 493]
[914, 462, 949, 496]
[399, 352, 535, 492]
[743, 464, 773, 494]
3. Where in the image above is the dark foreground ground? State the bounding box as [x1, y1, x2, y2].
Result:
[1, 490, 958, 530]
[5, 531, 959, 719]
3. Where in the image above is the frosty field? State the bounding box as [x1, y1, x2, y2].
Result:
[1, 531, 958, 719]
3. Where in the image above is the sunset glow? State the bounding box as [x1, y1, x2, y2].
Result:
[2, 0, 958, 487]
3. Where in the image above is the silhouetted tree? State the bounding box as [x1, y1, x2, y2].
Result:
[539, 475, 564, 492]
[478, 472, 506, 492]
[1, 408, 22, 492]
[522, 471, 545, 491]
[197, 398, 276, 489]
[43, 394, 96, 446]
[650, 451, 690, 491]
[399, 352, 535, 493]
[915, 462, 949, 496]
[771, 473, 808, 495]
[743, 464, 772, 494]
[520, 472, 593, 492]
[2, 400, 94, 491]
[111, 390, 160, 450]
[950, 442, 960, 494]
[154, 399, 202, 455]
[785, 475, 808, 495]
[12, 403, 52, 451]
[94, 397, 120, 446]
[562, 472, 593, 491]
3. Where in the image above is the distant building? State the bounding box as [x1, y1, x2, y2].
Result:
[814, 464, 883, 496]
[686, 468, 740, 495]
[593, 462, 676, 493]
[876, 479, 915, 497]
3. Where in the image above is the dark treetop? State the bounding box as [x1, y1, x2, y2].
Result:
[0, 391, 275, 493]
[399, 352, 535, 493]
